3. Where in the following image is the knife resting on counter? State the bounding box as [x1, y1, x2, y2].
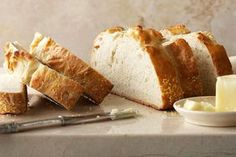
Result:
[0, 108, 138, 133]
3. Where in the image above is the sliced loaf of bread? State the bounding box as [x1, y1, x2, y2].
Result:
[160, 25, 233, 95]
[91, 26, 183, 109]
[29, 33, 113, 104]
[0, 72, 27, 114]
[4, 42, 84, 110]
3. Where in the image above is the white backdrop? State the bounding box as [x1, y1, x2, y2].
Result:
[0, 0, 235, 64]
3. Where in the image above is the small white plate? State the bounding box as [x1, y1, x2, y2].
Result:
[174, 96, 236, 127]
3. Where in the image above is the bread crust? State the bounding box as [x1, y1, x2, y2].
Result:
[165, 39, 203, 97]
[165, 24, 191, 35]
[30, 34, 113, 104]
[4, 43, 84, 110]
[127, 25, 163, 46]
[197, 33, 233, 76]
[29, 65, 84, 110]
[146, 46, 183, 109]
[105, 26, 125, 33]
[0, 84, 27, 114]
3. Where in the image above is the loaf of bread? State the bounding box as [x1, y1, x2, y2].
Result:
[4, 42, 84, 110]
[29, 33, 113, 104]
[0, 72, 27, 114]
[91, 25, 232, 109]
[160, 24, 233, 95]
[91, 26, 184, 109]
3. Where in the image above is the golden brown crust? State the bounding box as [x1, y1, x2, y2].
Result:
[105, 26, 125, 33]
[4, 43, 84, 110]
[29, 65, 83, 110]
[197, 33, 233, 76]
[4, 42, 33, 71]
[146, 46, 183, 109]
[165, 39, 203, 97]
[166, 24, 191, 35]
[31, 36, 113, 104]
[128, 25, 164, 46]
[0, 84, 27, 114]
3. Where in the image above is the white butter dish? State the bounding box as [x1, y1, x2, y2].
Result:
[174, 96, 236, 127]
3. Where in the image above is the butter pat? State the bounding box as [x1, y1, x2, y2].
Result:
[183, 100, 202, 111]
[183, 100, 215, 112]
[216, 75, 236, 112]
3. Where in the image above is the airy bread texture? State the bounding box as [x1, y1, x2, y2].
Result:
[4, 42, 84, 110]
[30, 33, 113, 104]
[161, 25, 232, 95]
[91, 26, 183, 109]
[0, 73, 27, 114]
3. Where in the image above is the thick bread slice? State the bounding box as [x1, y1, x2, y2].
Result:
[91, 26, 183, 109]
[163, 39, 203, 97]
[161, 25, 232, 95]
[0, 73, 27, 114]
[197, 32, 232, 76]
[4, 42, 84, 110]
[30, 33, 113, 104]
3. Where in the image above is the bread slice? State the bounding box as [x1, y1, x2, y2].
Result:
[163, 38, 203, 97]
[29, 33, 113, 104]
[4, 42, 84, 110]
[161, 25, 233, 95]
[0, 72, 27, 114]
[91, 26, 183, 109]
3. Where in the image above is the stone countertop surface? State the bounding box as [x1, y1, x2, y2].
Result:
[1, 92, 236, 157]
[1, 68, 236, 157]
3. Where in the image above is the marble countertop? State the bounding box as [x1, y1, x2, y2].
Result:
[1, 93, 236, 157]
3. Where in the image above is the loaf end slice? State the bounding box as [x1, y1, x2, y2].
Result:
[0, 73, 27, 114]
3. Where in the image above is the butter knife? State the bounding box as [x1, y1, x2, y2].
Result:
[0, 108, 138, 133]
